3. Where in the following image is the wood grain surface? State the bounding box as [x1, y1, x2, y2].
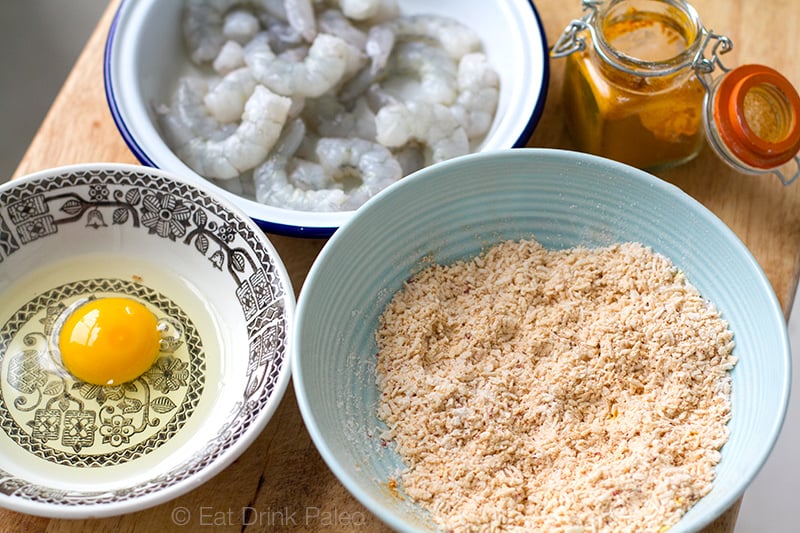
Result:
[8, 0, 800, 531]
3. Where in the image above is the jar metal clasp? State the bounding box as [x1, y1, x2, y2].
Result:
[553, 0, 692, 78]
[551, 0, 601, 59]
[692, 32, 800, 186]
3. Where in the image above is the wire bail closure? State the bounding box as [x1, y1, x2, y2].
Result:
[773, 158, 800, 186]
[551, 0, 800, 186]
[551, 1, 601, 59]
[692, 35, 800, 186]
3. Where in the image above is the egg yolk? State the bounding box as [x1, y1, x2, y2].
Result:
[58, 297, 161, 386]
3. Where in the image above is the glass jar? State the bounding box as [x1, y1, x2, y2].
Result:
[552, 0, 800, 184]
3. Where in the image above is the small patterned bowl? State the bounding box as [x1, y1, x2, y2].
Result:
[0, 163, 294, 517]
[292, 148, 791, 532]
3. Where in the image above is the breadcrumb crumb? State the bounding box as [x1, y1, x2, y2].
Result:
[375, 239, 736, 532]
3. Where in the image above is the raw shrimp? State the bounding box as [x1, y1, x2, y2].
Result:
[363, 82, 401, 111]
[449, 52, 500, 140]
[204, 66, 257, 122]
[159, 77, 234, 145]
[222, 9, 260, 43]
[375, 101, 469, 164]
[302, 95, 377, 140]
[337, 63, 378, 105]
[214, 170, 257, 198]
[213, 40, 246, 74]
[380, 14, 482, 60]
[254, 117, 304, 193]
[317, 8, 367, 49]
[246, 32, 356, 97]
[259, 16, 303, 52]
[365, 23, 395, 74]
[204, 33, 274, 123]
[284, 0, 316, 42]
[288, 158, 333, 191]
[343, 40, 457, 106]
[314, 137, 402, 208]
[277, 44, 309, 64]
[255, 119, 349, 211]
[177, 85, 292, 179]
[173, 1, 498, 209]
[183, 0, 226, 64]
[381, 40, 458, 105]
[183, 0, 284, 64]
[343, 0, 399, 22]
[255, 122, 402, 211]
[260, 0, 288, 19]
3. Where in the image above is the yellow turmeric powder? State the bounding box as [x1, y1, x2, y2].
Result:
[562, 10, 706, 169]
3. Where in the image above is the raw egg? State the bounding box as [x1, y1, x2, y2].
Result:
[58, 297, 161, 386]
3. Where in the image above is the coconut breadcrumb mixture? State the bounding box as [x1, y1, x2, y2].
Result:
[375, 239, 736, 532]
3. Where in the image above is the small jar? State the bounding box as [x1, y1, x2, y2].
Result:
[552, 0, 800, 183]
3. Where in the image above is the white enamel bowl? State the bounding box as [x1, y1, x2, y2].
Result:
[104, 0, 549, 237]
[292, 148, 791, 532]
[0, 163, 294, 517]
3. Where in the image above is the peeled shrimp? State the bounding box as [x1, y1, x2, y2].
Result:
[255, 119, 349, 211]
[381, 40, 458, 105]
[204, 67, 258, 123]
[212, 40, 246, 75]
[302, 95, 377, 140]
[223, 9, 261, 43]
[314, 137, 402, 208]
[342, 39, 458, 106]
[255, 121, 401, 210]
[449, 53, 500, 140]
[365, 23, 395, 74]
[173, 1, 499, 212]
[341, 0, 399, 22]
[284, 0, 316, 42]
[317, 8, 367, 49]
[245, 32, 355, 97]
[183, 0, 284, 64]
[379, 14, 481, 60]
[160, 77, 234, 145]
[204, 34, 278, 123]
[178, 85, 292, 179]
[363, 82, 400, 111]
[375, 101, 469, 164]
[259, 16, 303, 52]
[183, 0, 226, 64]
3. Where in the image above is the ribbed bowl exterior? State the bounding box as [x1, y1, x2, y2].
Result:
[292, 148, 791, 532]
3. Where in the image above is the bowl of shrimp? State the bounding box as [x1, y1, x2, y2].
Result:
[0, 163, 295, 517]
[104, 0, 549, 237]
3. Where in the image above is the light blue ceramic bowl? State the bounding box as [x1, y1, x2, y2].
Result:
[292, 148, 791, 532]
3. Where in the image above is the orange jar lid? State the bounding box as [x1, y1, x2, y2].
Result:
[712, 64, 800, 170]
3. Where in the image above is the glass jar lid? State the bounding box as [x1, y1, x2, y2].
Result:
[705, 64, 800, 174]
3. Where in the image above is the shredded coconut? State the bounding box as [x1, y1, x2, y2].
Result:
[375, 239, 736, 532]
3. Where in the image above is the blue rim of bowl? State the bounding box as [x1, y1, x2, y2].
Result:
[292, 148, 792, 532]
[102, 0, 550, 239]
